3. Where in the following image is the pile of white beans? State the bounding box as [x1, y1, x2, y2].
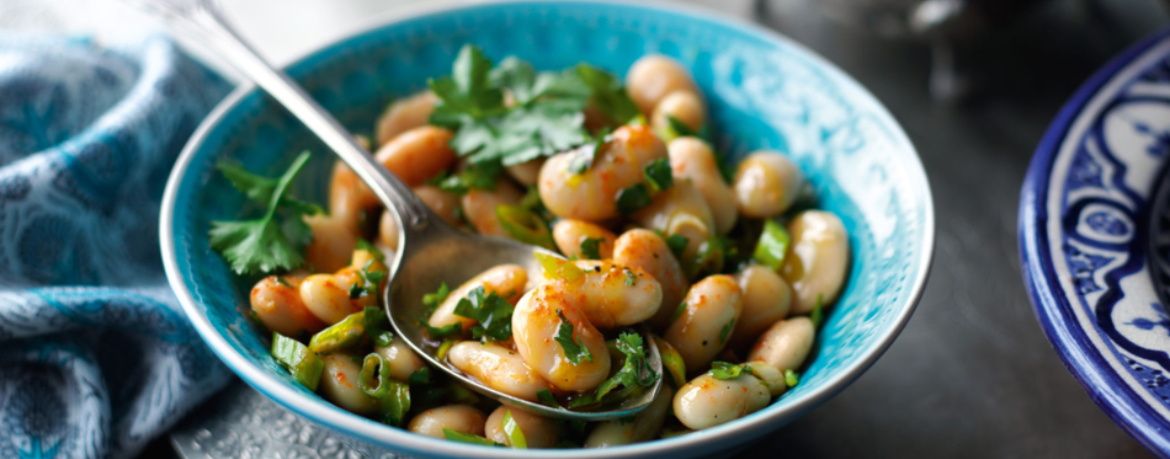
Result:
[245, 54, 851, 448]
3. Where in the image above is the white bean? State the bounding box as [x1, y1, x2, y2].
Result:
[550, 260, 663, 328]
[652, 90, 706, 139]
[663, 275, 742, 371]
[626, 55, 699, 115]
[428, 265, 528, 335]
[375, 125, 457, 187]
[781, 210, 850, 314]
[408, 404, 486, 439]
[584, 385, 674, 447]
[300, 274, 359, 325]
[744, 361, 788, 397]
[672, 372, 769, 430]
[376, 91, 438, 147]
[728, 265, 792, 351]
[447, 341, 550, 402]
[613, 229, 690, 332]
[747, 317, 815, 371]
[462, 179, 524, 237]
[318, 354, 378, 415]
[732, 152, 804, 219]
[513, 284, 612, 391]
[250, 276, 325, 337]
[539, 125, 667, 221]
[485, 406, 564, 448]
[374, 338, 427, 382]
[552, 219, 617, 260]
[631, 179, 716, 261]
[303, 215, 358, 274]
[505, 158, 545, 186]
[668, 138, 737, 235]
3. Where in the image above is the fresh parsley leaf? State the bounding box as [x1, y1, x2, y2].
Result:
[209, 152, 315, 275]
[374, 331, 394, 347]
[642, 158, 673, 192]
[453, 285, 514, 342]
[443, 428, 502, 446]
[421, 321, 463, 340]
[579, 237, 604, 260]
[709, 361, 743, 380]
[429, 162, 501, 195]
[567, 136, 603, 175]
[615, 183, 652, 215]
[666, 115, 698, 138]
[785, 369, 800, 387]
[275, 276, 292, 288]
[623, 267, 637, 286]
[429, 45, 505, 123]
[537, 389, 562, 408]
[554, 310, 594, 365]
[355, 238, 385, 261]
[423, 282, 451, 314]
[496, 204, 556, 250]
[216, 159, 324, 216]
[665, 234, 689, 258]
[362, 306, 391, 341]
[575, 64, 640, 126]
[719, 318, 735, 346]
[409, 367, 432, 386]
[671, 302, 688, 323]
[811, 293, 825, 329]
[348, 259, 386, 300]
[572, 331, 658, 408]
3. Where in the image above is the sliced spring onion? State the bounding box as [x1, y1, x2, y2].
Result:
[615, 183, 652, 215]
[752, 219, 791, 271]
[535, 252, 584, 283]
[308, 310, 368, 353]
[378, 379, 411, 427]
[496, 204, 556, 250]
[708, 361, 743, 380]
[443, 428, 501, 446]
[359, 353, 393, 399]
[271, 332, 324, 391]
[785, 369, 800, 388]
[811, 293, 825, 329]
[436, 338, 458, 361]
[652, 335, 686, 388]
[664, 234, 689, 259]
[501, 410, 528, 449]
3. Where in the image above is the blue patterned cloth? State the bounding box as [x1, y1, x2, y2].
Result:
[0, 34, 234, 459]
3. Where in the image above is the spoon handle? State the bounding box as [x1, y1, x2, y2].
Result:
[128, 0, 432, 230]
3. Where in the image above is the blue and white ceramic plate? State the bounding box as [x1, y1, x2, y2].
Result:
[162, 1, 934, 458]
[1021, 28, 1170, 457]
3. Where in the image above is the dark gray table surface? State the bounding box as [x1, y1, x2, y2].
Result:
[158, 1, 1170, 458]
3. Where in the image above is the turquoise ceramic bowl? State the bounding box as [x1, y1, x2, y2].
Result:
[160, 1, 934, 458]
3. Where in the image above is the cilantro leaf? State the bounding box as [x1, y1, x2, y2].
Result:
[453, 285, 514, 342]
[666, 115, 699, 138]
[209, 152, 315, 275]
[623, 267, 637, 286]
[421, 321, 463, 340]
[615, 183, 652, 215]
[409, 367, 432, 386]
[355, 238, 384, 261]
[708, 361, 743, 380]
[719, 318, 735, 346]
[785, 369, 800, 387]
[423, 282, 451, 314]
[216, 159, 323, 216]
[536, 389, 562, 408]
[429, 162, 501, 195]
[429, 45, 505, 123]
[665, 234, 689, 258]
[554, 310, 594, 365]
[579, 237, 604, 260]
[642, 158, 673, 192]
[570, 331, 658, 408]
[348, 259, 386, 300]
[576, 64, 640, 126]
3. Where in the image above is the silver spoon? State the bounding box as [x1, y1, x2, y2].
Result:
[127, 0, 662, 420]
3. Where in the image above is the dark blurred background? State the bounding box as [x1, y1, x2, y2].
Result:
[4, 0, 1167, 457]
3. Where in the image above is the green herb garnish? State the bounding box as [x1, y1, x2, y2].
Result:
[575, 64, 640, 126]
[579, 237, 604, 260]
[421, 321, 463, 340]
[623, 267, 637, 286]
[719, 319, 735, 346]
[537, 389, 562, 408]
[209, 152, 317, 275]
[642, 158, 674, 192]
[554, 310, 594, 365]
[811, 294, 825, 329]
[355, 238, 385, 261]
[671, 302, 688, 323]
[443, 428, 502, 446]
[453, 285, 514, 342]
[708, 361, 742, 380]
[374, 331, 394, 347]
[409, 367, 432, 386]
[785, 369, 800, 387]
[348, 259, 386, 300]
[615, 183, 652, 215]
[665, 234, 689, 258]
[570, 331, 658, 407]
[423, 282, 451, 314]
[496, 204, 556, 250]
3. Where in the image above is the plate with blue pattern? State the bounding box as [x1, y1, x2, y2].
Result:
[161, 1, 934, 458]
[1021, 27, 1170, 457]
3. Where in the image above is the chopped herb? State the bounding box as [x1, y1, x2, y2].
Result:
[423, 282, 451, 314]
[355, 238, 385, 261]
[362, 306, 391, 342]
[623, 267, 637, 286]
[811, 294, 825, 329]
[554, 310, 594, 365]
[615, 183, 652, 215]
[216, 156, 324, 216]
[708, 361, 743, 380]
[642, 158, 673, 192]
[496, 204, 556, 250]
[374, 331, 394, 347]
[409, 367, 432, 386]
[436, 338, 457, 361]
[421, 321, 463, 340]
[453, 285, 515, 342]
[666, 115, 698, 138]
[719, 319, 735, 346]
[275, 277, 292, 288]
[752, 219, 791, 272]
[575, 64, 641, 126]
[537, 389, 562, 408]
[567, 134, 607, 175]
[209, 152, 317, 275]
[654, 337, 687, 388]
[501, 410, 528, 449]
[271, 332, 324, 391]
[377, 380, 411, 427]
[671, 302, 688, 323]
[443, 428, 502, 446]
[665, 234, 689, 258]
[579, 237, 604, 260]
[571, 331, 658, 407]
[348, 259, 386, 300]
[429, 162, 501, 195]
[785, 369, 800, 387]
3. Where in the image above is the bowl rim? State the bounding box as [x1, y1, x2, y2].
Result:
[1018, 26, 1170, 457]
[160, 1, 936, 457]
